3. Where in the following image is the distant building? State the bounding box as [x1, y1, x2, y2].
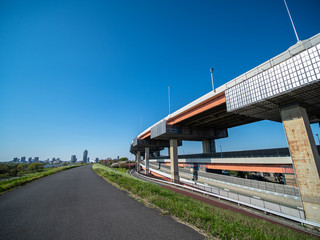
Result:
[21, 157, 26, 163]
[28, 157, 32, 163]
[83, 150, 88, 163]
[34, 157, 39, 162]
[13, 157, 19, 163]
[95, 158, 99, 163]
[71, 155, 77, 163]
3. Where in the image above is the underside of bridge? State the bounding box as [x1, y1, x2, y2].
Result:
[170, 101, 261, 129]
[131, 33, 320, 224]
[224, 36, 320, 223]
[229, 80, 320, 123]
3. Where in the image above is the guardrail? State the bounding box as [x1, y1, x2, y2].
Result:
[153, 147, 291, 159]
[137, 165, 320, 228]
[150, 163, 300, 197]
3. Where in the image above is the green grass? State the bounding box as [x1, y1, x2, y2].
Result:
[0, 164, 84, 193]
[92, 163, 317, 240]
[113, 167, 128, 174]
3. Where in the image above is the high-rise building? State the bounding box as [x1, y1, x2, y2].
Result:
[83, 150, 88, 163]
[28, 157, 32, 163]
[21, 157, 26, 163]
[71, 155, 77, 163]
[34, 157, 39, 162]
[95, 158, 99, 163]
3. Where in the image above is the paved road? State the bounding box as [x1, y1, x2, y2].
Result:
[0, 165, 204, 240]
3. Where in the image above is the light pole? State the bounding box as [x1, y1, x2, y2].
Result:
[210, 68, 216, 92]
[283, 0, 300, 42]
[168, 86, 171, 116]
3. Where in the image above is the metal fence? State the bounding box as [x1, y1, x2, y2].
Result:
[198, 170, 300, 197]
[148, 162, 300, 197]
[186, 180, 304, 220]
[139, 165, 314, 226]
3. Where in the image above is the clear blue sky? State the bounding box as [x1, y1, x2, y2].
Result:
[1, 0, 319, 162]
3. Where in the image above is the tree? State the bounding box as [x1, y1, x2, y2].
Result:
[9, 167, 18, 177]
[28, 163, 44, 172]
[0, 164, 9, 175]
[17, 164, 28, 172]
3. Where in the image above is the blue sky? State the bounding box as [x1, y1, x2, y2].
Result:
[0, 0, 319, 162]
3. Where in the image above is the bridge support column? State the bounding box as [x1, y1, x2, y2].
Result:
[145, 147, 149, 175]
[169, 139, 179, 183]
[280, 103, 320, 223]
[202, 139, 216, 153]
[135, 151, 140, 173]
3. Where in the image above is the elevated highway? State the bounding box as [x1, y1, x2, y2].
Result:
[130, 33, 320, 224]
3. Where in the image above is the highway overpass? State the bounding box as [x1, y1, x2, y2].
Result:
[130, 33, 320, 224]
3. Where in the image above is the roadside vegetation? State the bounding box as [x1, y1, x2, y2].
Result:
[93, 163, 317, 240]
[98, 157, 135, 169]
[113, 168, 129, 174]
[0, 163, 85, 193]
[0, 162, 47, 179]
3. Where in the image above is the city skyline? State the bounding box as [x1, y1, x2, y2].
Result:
[8, 151, 100, 163]
[1, 0, 320, 161]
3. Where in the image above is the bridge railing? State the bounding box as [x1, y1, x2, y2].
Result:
[140, 165, 313, 227]
[154, 147, 291, 159]
[186, 180, 305, 220]
[148, 162, 300, 197]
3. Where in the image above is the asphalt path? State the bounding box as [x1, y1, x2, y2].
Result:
[0, 165, 204, 240]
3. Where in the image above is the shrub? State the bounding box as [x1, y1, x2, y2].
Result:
[28, 163, 44, 172]
[118, 161, 128, 168]
[17, 164, 28, 172]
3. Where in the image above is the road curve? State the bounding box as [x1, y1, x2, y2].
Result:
[0, 165, 204, 240]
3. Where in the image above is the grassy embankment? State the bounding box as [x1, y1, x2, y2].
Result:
[93, 163, 317, 240]
[0, 164, 84, 194]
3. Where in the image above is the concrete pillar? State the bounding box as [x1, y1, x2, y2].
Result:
[169, 139, 179, 183]
[202, 139, 216, 153]
[192, 163, 199, 181]
[145, 147, 149, 175]
[135, 151, 140, 172]
[280, 103, 320, 223]
[155, 150, 160, 157]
